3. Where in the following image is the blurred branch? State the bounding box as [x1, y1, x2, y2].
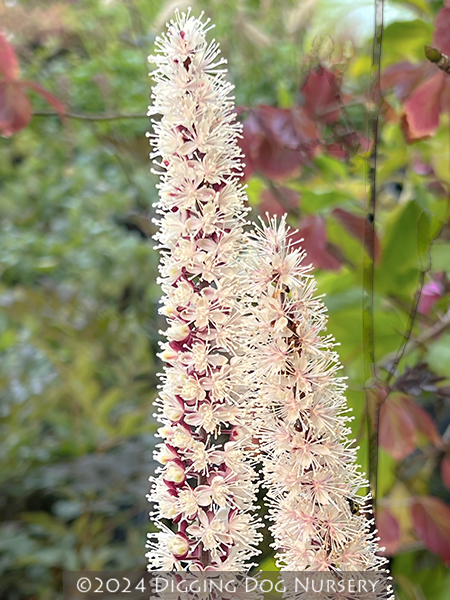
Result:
[384, 271, 425, 388]
[32, 110, 148, 121]
[384, 212, 442, 386]
[387, 294, 434, 326]
[380, 308, 450, 371]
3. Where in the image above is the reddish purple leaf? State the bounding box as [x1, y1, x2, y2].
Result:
[259, 186, 300, 217]
[0, 33, 20, 81]
[0, 81, 31, 137]
[239, 105, 319, 181]
[439, 73, 450, 114]
[401, 395, 442, 448]
[411, 496, 450, 565]
[379, 396, 417, 460]
[402, 72, 445, 142]
[376, 507, 400, 556]
[433, 8, 450, 56]
[295, 215, 341, 271]
[441, 454, 450, 490]
[332, 208, 381, 263]
[301, 68, 341, 123]
[325, 141, 348, 161]
[381, 62, 435, 101]
[0, 34, 65, 136]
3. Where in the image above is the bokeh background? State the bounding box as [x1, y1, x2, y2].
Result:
[1, 0, 450, 598]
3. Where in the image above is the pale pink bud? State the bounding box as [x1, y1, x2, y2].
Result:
[168, 533, 190, 559]
[164, 461, 186, 485]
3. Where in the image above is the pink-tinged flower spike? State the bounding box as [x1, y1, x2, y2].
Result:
[243, 216, 394, 591]
[146, 10, 261, 571]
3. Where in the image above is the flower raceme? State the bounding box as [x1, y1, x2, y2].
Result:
[147, 9, 393, 589]
[146, 10, 261, 570]
[241, 216, 393, 591]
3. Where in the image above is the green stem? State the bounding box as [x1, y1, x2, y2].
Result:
[364, 0, 384, 509]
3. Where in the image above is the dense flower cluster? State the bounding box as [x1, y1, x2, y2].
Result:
[242, 216, 392, 584]
[146, 10, 261, 571]
[147, 11, 394, 592]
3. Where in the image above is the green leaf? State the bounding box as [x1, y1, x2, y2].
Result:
[382, 20, 434, 63]
[301, 190, 354, 214]
[425, 333, 450, 375]
[390, 0, 432, 16]
[314, 155, 348, 181]
[430, 243, 450, 274]
[245, 177, 265, 208]
[324, 287, 362, 312]
[378, 200, 423, 295]
[417, 210, 442, 272]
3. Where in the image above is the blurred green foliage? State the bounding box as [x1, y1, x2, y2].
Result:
[1, 0, 450, 599]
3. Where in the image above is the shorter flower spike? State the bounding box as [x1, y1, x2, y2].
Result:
[242, 215, 394, 593]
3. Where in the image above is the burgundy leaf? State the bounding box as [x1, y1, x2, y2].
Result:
[259, 186, 300, 217]
[332, 207, 381, 262]
[381, 62, 435, 101]
[239, 105, 319, 181]
[402, 72, 445, 142]
[401, 395, 442, 448]
[433, 8, 450, 56]
[0, 81, 31, 137]
[295, 215, 341, 271]
[439, 72, 450, 115]
[411, 496, 450, 565]
[442, 454, 450, 490]
[0, 33, 20, 82]
[376, 507, 400, 555]
[379, 395, 416, 460]
[325, 131, 368, 161]
[301, 68, 341, 123]
[325, 141, 348, 161]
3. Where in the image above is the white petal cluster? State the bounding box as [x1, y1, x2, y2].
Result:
[147, 10, 394, 591]
[242, 216, 393, 589]
[146, 9, 261, 571]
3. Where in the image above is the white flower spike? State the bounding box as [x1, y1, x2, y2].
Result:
[148, 10, 394, 594]
[242, 215, 394, 596]
[146, 9, 261, 571]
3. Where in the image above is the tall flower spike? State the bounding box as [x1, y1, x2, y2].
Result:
[146, 10, 261, 571]
[242, 215, 394, 595]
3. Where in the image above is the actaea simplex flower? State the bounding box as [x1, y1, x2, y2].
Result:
[241, 216, 393, 593]
[147, 10, 394, 591]
[146, 9, 261, 570]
